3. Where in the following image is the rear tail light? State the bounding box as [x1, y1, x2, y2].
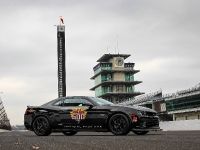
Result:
[131, 113, 138, 122]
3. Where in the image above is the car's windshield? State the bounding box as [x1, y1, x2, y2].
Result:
[90, 97, 114, 106]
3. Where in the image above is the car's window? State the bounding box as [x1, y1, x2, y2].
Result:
[61, 98, 92, 107]
[53, 100, 63, 106]
[90, 97, 113, 106]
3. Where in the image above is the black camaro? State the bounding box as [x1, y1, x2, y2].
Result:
[24, 96, 160, 136]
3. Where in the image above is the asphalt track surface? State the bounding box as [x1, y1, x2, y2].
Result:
[0, 131, 200, 150]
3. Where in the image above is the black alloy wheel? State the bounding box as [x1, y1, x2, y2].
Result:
[32, 116, 51, 136]
[109, 113, 130, 135]
[62, 131, 77, 136]
[133, 131, 149, 135]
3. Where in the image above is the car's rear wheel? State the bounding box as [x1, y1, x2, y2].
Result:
[32, 116, 51, 136]
[133, 131, 149, 135]
[108, 113, 130, 135]
[62, 131, 77, 136]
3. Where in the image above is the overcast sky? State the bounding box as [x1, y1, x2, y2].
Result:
[0, 0, 200, 125]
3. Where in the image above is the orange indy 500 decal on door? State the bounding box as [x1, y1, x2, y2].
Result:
[70, 108, 87, 122]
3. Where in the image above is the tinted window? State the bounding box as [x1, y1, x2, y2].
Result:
[62, 98, 92, 107]
[90, 97, 113, 106]
[53, 100, 63, 106]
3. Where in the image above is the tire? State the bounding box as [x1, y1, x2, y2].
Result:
[62, 131, 77, 136]
[108, 113, 130, 135]
[133, 131, 149, 135]
[32, 116, 51, 136]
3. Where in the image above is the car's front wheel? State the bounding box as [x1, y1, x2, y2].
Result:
[133, 131, 149, 135]
[108, 113, 130, 135]
[62, 131, 77, 136]
[32, 116, 51, 136]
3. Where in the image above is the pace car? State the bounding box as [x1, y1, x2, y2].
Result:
[24, 96, 160, 136]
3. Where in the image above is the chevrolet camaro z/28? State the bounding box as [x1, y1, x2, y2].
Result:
[24, 96, 160, 136]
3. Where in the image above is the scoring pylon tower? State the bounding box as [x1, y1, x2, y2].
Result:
[57, 16, 66, 98]
[90, 54, 144, 103]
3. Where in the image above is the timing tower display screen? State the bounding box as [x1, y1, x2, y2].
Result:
[57, 25, 66, 98]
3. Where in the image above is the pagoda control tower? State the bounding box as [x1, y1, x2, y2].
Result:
[90, 54, 143, 103]
[57, 17, 66, 98]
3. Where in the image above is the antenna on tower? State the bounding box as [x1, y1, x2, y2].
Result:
[116, 35, 119, 54]
[114, 35, 119, 54]
[106, 40, 111, 53]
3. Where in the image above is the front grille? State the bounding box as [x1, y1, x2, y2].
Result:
[146, 119, 159, 127]
[139, 117, 159, 128]
[146, 111, 157, 117]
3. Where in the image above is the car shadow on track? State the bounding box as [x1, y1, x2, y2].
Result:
[49, 132, 164, 137]
[23, 131, 164, 137]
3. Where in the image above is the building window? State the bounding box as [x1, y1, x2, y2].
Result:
[126, 86, 133, 92]
[102, 74, 112, 82]
[116, 85, 123, 92]
[125, 63, 134, 69]
[166, 95, 200, 111]
[102, 86, 112, 94]
[125, 73, 134, 81]
[101, 63, 112, 70]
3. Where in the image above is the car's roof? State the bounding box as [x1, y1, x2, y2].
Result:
[41, 96, 97, 106]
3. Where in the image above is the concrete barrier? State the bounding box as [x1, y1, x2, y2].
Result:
[160, 120, 200, 131]
[0, 129, 10, 132]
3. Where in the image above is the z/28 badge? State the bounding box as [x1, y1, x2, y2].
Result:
[70, 108, 87, 122]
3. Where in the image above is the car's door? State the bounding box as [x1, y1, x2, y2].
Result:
[57, 97, 109, 130]
[52, 98, 76, 129]
[77, 98, 109, 129]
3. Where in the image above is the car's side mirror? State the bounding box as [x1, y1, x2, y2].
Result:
[88, 104, 93, 109]
[84, 103, 93, 109]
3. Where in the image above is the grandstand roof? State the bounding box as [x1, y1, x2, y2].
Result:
[120, 83, 200, 106]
